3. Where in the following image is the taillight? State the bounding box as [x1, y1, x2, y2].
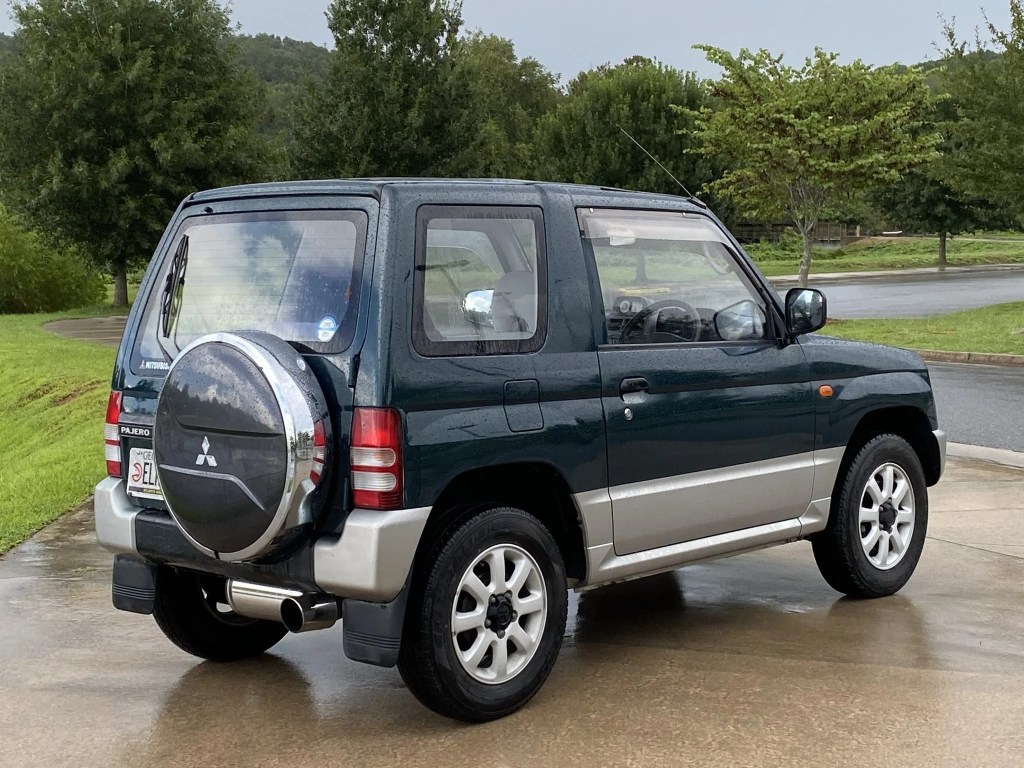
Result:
[311, 419, 327, 485]
[350, 408, 403, 510]
[105, 391, 122, 477]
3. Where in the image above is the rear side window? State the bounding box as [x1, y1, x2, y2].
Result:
[413, 206, 547, 357]
[132, 210, 367, 374]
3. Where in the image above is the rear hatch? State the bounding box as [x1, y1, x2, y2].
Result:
[110, 199, 376, 517]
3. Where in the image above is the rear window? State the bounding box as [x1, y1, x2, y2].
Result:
[131, 210, 367, 374]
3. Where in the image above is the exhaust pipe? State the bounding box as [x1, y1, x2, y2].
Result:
[226, 580, 302, 623]
[226, 580, 339, 633]
[281, 595, 340, 633]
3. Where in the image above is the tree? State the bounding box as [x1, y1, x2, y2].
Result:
[692, 46, 939, 286]
[447, 32, 559, 178]
[0, 0, 269, 306]
[873, 171, 1013, 266]
[871, 96, 1016, 265]
[940, 1, 1024, 212]
[534, 58, 721, 201]
[291, 0, 463, 178]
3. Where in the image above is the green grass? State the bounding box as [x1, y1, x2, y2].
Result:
[826, 302, 1024, 355]
[747, 236, 1024, 277]
[0, 308, 119, 553]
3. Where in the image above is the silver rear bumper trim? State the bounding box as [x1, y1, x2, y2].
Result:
[314, 506, 431, 602]
[94, 477, 140, 555]
[94, 474, 430, 604]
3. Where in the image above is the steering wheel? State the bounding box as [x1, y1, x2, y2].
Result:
[619, 300, 702, 344]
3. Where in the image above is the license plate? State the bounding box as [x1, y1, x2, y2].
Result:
[127, 448, 163, 501]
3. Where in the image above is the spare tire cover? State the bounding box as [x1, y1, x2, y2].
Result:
[154, 331, 331, 562]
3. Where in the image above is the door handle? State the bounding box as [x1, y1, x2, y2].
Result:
[620, 377, 650, 396]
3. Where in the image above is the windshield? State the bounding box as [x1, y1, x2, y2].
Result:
[132, 210, 368, 374]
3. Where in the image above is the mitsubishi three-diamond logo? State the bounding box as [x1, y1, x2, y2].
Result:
[196, 436, 218, 468]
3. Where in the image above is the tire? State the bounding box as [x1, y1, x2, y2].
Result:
[812, 434, 929, 598]
[398, 506, 568, 722]
[153, 568, 288, 662]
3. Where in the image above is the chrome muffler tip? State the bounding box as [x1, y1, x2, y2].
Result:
[281, 595, 340, 633]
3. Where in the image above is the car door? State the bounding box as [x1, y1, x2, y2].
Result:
[580, 208, 816, 556]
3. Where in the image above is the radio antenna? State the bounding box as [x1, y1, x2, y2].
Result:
[618, 125, 699, 201]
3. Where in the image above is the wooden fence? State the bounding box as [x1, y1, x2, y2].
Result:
[731, 222, 864, 247]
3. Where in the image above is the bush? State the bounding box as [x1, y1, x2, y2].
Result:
[0, 207, 105, 313]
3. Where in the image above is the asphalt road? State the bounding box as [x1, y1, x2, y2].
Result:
[815, 270, 1024, 318]
[929, 363, 1024, 452]
[3, 459, 1024, 768]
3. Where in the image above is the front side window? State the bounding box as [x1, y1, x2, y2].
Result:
[580, 209, 770, 346]
[132, 210, 367, 374]
[413, 206, 546, 356]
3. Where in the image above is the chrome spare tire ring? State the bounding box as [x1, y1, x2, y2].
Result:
[859, 462, 916, 571]
[450, 544, 547, 685]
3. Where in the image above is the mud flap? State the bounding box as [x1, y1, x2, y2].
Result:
[112, 555, 158, 615]
[342, 584, 409, 668]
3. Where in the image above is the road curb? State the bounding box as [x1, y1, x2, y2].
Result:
[913, 349, 1024, 367]
[948, 443, 1024, 470]
[769, 262, 1024, 286]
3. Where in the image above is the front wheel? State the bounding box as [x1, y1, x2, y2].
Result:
[398, 506, 568, 722]
[153, 568, 288, 662]
[812, 434, 928, 598]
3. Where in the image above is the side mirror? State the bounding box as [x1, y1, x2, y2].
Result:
[463, 289, 494, 328]
[714, 299, 766, 342]
[785, 288, 827, 336]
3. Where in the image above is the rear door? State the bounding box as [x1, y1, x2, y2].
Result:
[115, 196, 379, 514]
[580, 208, 816, 555]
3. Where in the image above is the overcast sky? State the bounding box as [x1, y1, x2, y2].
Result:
[0, 1, 1011, 78]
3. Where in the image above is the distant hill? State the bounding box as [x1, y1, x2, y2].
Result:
[233, 34, 331, 142]
[0, 31, 327, 143]
[234, 33, 330, 85]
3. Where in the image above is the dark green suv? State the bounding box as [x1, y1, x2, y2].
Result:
[96, 179, 946, 722]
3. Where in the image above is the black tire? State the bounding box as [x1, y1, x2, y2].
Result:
[812, 434, 929, 598]
[398, 506, 568, 722]
[153, 568, 288, 662]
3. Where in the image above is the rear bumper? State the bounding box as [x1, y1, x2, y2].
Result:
[94, 478, 429, 603]
[94, 477, 140, 555]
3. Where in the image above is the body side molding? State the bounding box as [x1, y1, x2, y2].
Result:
[573, 447, 848, 587]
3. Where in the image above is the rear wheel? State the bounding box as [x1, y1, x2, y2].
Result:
[812, 434, 928, 598]
[398, 506, 568, 722]
[153, 568, 288, 662]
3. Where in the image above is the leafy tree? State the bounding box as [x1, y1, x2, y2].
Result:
[693, 47, 939, 286]
[448, 32, 559, 178]
[873, 172, 1013, 265]
[940, 1, 1024, 212]
[0, 0, 269, 306]
[534, 57, 720, 201]
[291, 0, 463, 178]
[871, 97, 1016, 265]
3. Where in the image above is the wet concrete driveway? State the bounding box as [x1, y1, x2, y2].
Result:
[2, 458, 1023, 767]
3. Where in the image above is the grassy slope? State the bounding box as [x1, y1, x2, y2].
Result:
[747, 236, 1024, 277]
[826, 302, 1024, 355]
[0, 310, 118, 553]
